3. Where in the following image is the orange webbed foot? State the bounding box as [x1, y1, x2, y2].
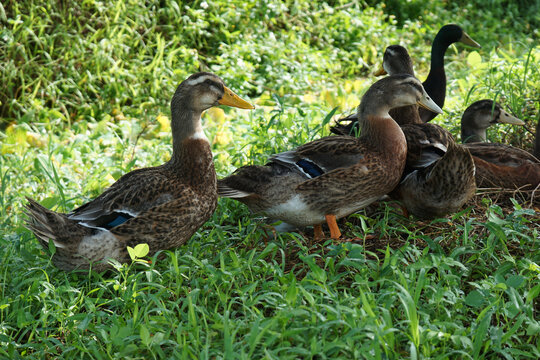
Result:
[325, 214, 341, 240]
[313, 224, 324, 241]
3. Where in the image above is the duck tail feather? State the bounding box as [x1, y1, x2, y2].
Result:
[217, 183, 252, 198]
[24, 197, 92, 249]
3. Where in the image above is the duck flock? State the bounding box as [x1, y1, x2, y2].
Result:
[25, 24, 540, 271]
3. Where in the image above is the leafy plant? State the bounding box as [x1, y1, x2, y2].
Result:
[0, 1, 538, 358]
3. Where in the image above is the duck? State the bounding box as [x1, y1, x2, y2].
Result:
[462, 143, 540, 189]
[218, 74, 442, 239]
[389, 124, 476, 218]
[419, 24, 481, 122]
[332, 45, 476, 219]
[25, 72, 254, 271]
[459, 100, 540, 189]
[461, 100, 525, 143]
[336, 23, 481, 126]
[334, 45, 422, 132]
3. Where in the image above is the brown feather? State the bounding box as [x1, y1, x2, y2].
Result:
[23, 72, 245, 271]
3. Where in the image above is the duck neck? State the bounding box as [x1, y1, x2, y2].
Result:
[359, 114, 407, 162]
[423, 35, 450, 111]
[167, 102, 216, 190]
[461, 126, 486, 143]
[358, 101, 391, 121]
[430, 31, 453, 70]
[170, 107, 207, 159]
[389, 105, 422, 125]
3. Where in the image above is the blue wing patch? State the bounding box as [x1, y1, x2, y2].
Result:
[105, 214, 132, 229]
[296, 159, 325, 178]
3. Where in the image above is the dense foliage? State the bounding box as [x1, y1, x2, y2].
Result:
[1, 0, 539, 358]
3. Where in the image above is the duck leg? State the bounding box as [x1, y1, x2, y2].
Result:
[313, 224, 324, 241]
[325, 214, 341, 239]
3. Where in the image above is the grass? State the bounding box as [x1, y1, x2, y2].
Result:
[1, 0, 540, 358]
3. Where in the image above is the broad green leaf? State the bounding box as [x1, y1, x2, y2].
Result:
[140, 325, 150, 346]
[465, 290, 485, 308]
[467, 51, 482, 67]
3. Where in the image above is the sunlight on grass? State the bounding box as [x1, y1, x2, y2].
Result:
[1, 0, 539, 358]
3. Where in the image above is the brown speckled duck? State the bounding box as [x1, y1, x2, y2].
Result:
[219, 74, 442, 239]
[25, 72, 254, 271]
[390, 124, 476, 218]
[464, 143, 540, 189]
[332, 45, 476, 219]
[460, 100, 540, 189]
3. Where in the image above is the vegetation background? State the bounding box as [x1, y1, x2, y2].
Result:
[1, 0, 539, 358]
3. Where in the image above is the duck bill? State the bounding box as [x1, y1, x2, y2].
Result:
[374, 66, 387, 76]
[460, 32, 481, 48]
[498, 110, 525, 125]
[417, 93, 443, 114]
[218, 86, 255, 109]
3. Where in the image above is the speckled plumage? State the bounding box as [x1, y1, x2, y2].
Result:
[391, 124, 476, 219]
[25, 72, 253, 271]
[464, 143, 540, 189]
[219, 75, 441, 236]
[332, 45, 476, 219]
[220, 130, 404, 227]
[535, 119, 540, 159]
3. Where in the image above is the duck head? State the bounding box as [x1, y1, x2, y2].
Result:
[170, 72, 253, 142]
[374, 45, 415, 76]
[461, 99, 524, 143]
[172, 72, 254, 114]
[436, 24, 481, 49]
[359, 74, 443, 118]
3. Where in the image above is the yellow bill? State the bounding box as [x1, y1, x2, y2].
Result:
[498, 110, 525, 125]
[218, 86, 255, 109]
[460, 32, 481, 48]
[374, 66, 387, 76]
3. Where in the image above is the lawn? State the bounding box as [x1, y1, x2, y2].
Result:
[1, 0, 539, 358]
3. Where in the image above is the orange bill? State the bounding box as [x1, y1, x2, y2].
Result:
[218, 86, 255, 109]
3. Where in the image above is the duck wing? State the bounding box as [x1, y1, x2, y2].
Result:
[463, 142, 539, 166]
[270, 135, 365, 177]
[401, 123, 454, 169]
[68, 166, 177, 229]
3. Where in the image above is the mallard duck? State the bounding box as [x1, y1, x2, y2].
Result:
[25, 72, 254, 271]
[390, 124, 476, 218]
[332, 45, 476, 219]
[461, 100, 525, 143]
[334, 45, 422, 133]
[219, 74, 442, 239]
[419, 24, 481, 122]
[459, 100, 539, 188]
